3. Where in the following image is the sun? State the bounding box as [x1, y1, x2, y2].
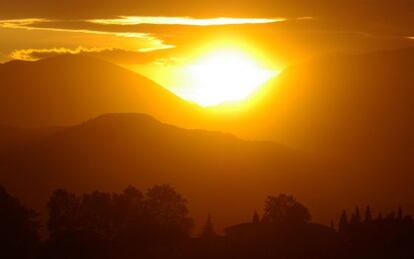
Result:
[182, 49, 277, 106]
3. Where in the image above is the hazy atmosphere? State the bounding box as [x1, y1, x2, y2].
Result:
[1, 1, 414, 258]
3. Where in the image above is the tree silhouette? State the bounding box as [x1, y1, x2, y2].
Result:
[200, 215, 216, 238]
[339, 210, 349, 233]
[377, 212, 383, 221]
[5, 185, 414, 259]
[44, 185, 194, 258]
[350, 206, 361, 225]
[397, 207, 403, 221]
[336, 205, 414, 258]
[0, 186, 39, 258]
[79, 191, 113, 236]
[386, 211, 396, 221]
[47, 189, 80, 236]
[262, 194, 311, 225]
[364, 206, 372, 223]
[252, 210, 260, 224]
[145, 184, 193, 242]
[112, 185, 144, 234]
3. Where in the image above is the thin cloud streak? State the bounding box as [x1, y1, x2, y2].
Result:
[0, 18, 49, 29]
[88, 16, 285, 26]
[10, 46, 168, 64]
[0, 19, 174, 52]
[0, 19, 147, 38]
[11, 47, 107, 61]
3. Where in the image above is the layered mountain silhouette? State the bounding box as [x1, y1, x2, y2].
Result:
[168, 47, 414, 166]
[0, 54, 202, 128]
[4, 48, 414, 160]
[205, 48, 414, 211]
[211, 48, 414, 162]
[0, 113, 348, 230]
[4, 49, 413, 164]
[0, 124, 59, 152]
[2, 49, 414, 228]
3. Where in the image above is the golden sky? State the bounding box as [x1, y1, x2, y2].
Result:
[1, 0, 413, 104]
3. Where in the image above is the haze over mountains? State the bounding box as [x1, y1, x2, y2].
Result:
[249, 48, 414, 160]
[0, 113, 343, 230]
[4, 48, 414, 162]
[0, 55, 202, 128]
[1, 48, 414, 229]
[213, 48, 414, 210]
[254, 48, 414, 215]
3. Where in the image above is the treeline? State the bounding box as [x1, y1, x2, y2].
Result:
[1, 186, 414, 259]
[1, 185, 192, 259]
[337, 206, 414, 258]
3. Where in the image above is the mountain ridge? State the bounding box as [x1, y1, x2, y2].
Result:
[0, 54, 203, 128]
[0, 112, 344, 230]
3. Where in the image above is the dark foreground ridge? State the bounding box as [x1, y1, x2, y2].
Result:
[0, 113, 340, 233]
[1, 185, 413, 259]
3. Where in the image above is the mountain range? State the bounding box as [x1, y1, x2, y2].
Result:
[0, 54, 202, 128]
[0, 113, 344, 230]
[1, 48, 414, 229]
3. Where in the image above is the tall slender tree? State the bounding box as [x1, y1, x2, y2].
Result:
[397, 207, 403, 221]
[339, 210, 349, 233]
[377, 212, 383, 222]
[364, 205, 372, 223]
[350, 206, 361, 225]
[262, 194, 311, 225]
[200, 215, 216, 238]
[0, 186, 39, 258]
[252, 210, 260, 224]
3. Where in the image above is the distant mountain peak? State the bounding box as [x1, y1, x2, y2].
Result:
[36, 53, 112, 66]
[82, 113, 162, 127]
[1, 59, 33, 68]
[0, 53, 199, 128]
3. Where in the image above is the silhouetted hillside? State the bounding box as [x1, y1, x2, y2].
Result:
[2, 183, 413, 259]
[0, 55, 201, 128]
[248, 48, 414, 162]
[201, 48, 414, 218]
[0, 125, 60, 152]
[0, 113, 343, 230]
[2, 49, 414, 229]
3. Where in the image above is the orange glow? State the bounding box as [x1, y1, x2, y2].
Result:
[88, 16, 284, 26]
[181, 49, 277, 106]
[135, 41, 280, 107]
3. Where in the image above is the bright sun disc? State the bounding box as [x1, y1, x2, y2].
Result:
[183, 50, 276, 106]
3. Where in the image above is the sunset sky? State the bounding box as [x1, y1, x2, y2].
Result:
[1, 0, 413, 104]
[2, 1, 414, 245]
